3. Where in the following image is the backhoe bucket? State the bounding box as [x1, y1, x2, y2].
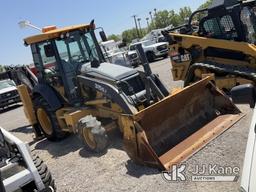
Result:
[122, 78, 244, 170]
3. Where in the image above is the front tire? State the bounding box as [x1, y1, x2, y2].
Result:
[163, 53, 168, 59]
[33, 96, 66, 141]
[78, 115, 109, 153]
[146, 52, 155, 63]
[132, 63, 139, 68]
[33, 155, 56, 191]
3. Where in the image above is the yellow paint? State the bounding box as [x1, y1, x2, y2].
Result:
[168, 32, 256, 90]
[24, 24, 91, 45]
[169, 33, 256, 56]
[17, 85, 37, 125]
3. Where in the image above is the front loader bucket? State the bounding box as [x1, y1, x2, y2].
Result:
[122, 78, 244, 170]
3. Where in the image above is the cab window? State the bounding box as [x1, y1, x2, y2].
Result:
[38, 42, 57, 68]
[37, 42, 61, 86]
[203, 15, 238, 40]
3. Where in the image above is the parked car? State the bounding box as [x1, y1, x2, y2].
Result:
[127, 50, 141, 67]
[141, 28, 168, 43]
[100, 40, 132, 68]
[128, 40, 168, 63]
[231, 84, 256, 192]
[0, 79, 20, 109]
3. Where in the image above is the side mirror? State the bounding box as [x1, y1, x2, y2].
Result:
[44, 44, 55, 57]
[99, 31, 108, 42]
[231, 84, 255, 108]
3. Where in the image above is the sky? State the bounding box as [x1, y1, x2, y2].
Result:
[0, 0, 206, 65]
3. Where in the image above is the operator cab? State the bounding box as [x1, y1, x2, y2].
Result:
[24, 23, 146, 107]
[188, 0, 256, 43]
[24, 24, 106, 104]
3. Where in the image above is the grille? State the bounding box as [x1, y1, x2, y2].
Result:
[129, 53, 138, 60]
[0, 90, 18, 98]
[157, 44, 167, 51]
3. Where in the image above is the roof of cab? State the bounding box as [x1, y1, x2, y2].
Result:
[24, 24, 91, 45]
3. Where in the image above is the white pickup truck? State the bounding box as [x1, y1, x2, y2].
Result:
[0, 79, 20, 109]
[100, 40, 132, 68]
[128, 40, 168, 63]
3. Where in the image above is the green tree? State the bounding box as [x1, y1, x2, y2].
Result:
[179, 6, 192, 24]
[198, 0, 213, 10]
[0, 65, 4, 73]
[122, 28, 138, 43]
[169, 10, 182, 27]
[152, 10, 181, 29]
[196, 0, 213, 20]
[107, 34, 121, 42]
[122, 28, 148, 43]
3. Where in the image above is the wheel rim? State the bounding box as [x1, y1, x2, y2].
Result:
[37, 108, 53, 135]
[83, 128, 96, 149]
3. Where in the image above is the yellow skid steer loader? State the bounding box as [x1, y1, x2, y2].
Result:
[16, 21, 243, 170]
[163, 0, 256, 91]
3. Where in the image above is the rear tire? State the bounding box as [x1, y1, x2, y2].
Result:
[146, 52, 155, 63]
[16, 70, 33, 91]
[33, 96, 66, 141]
[132, 63, 139, 68]
[163, 53, 168, 58]
[78, 115, 109, 153]
[32, 155, 56, 191]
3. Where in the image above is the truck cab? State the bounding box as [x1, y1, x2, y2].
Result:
[128, 40, 168, 62]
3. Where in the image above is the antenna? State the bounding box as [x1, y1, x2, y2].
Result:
[18, 20, 42, 32]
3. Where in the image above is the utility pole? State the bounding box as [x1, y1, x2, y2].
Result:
[146, 17, 150, 31]
[154, 8, 157, 16]
[137, 18, 142, 37]
[149, 11, 153, 23]
[149, 11, 155, 29]
[132, 15, 140, 39]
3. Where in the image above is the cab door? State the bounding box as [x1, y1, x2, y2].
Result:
[35, 42, 66, 98]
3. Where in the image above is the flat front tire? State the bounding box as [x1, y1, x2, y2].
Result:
[78, 115, 109, 153]
[146, 52, 155, 62]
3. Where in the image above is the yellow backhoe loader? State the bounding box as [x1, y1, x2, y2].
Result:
[17, 21, 243, 170]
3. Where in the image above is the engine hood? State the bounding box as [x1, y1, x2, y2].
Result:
[0, 86, 17, 94]
[146, 42, 168, 49]
[128, 50, 137, 55]
[80, 62, 138, 81]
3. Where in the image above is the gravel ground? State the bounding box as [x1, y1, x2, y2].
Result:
[0, 58, 252, 192]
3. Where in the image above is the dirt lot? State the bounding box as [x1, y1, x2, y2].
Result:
[0, 58, 252, 192]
